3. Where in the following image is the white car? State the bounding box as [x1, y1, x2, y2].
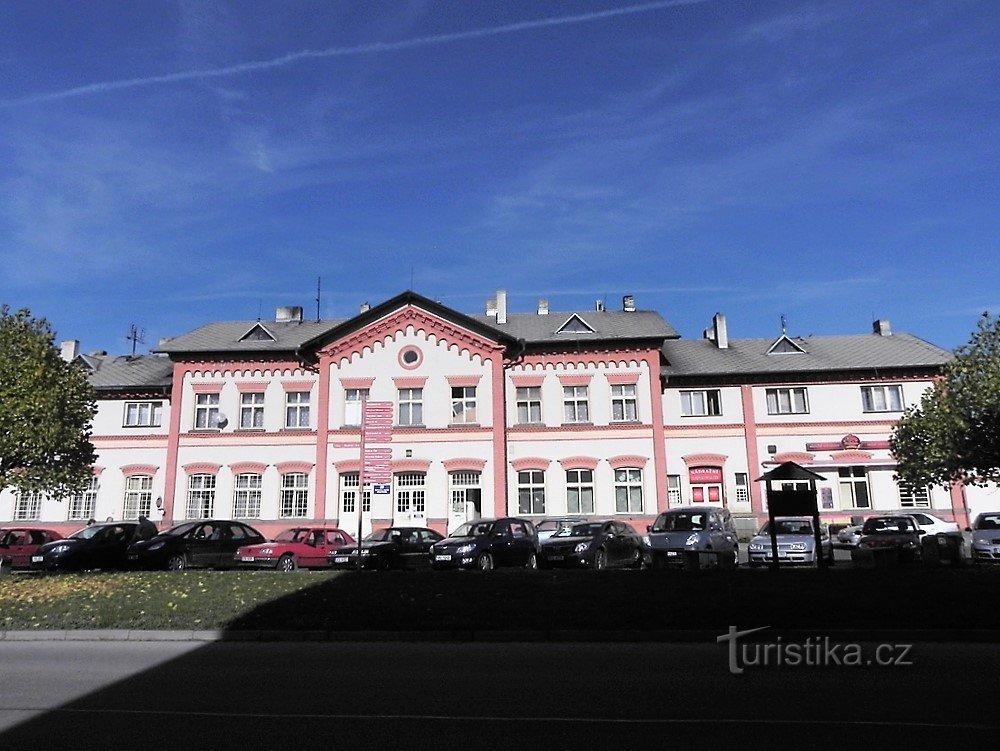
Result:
[906, 511, 961, 538]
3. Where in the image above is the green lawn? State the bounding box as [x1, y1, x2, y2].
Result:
[3, 567, 999, 636]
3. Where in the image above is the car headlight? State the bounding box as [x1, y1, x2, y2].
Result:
[574, 542, 590, 553]
[148, 541, 165, 551]
[748, 542, 765, 551]
[642, 535, 650, 546]
[685, 533, 700, 547]
[51, 545, 71, 554]
[259, 548, 272, 555]
[360, 549, 371, 556]
[455, 544, 475, 555]
[789, 542, 807, 551]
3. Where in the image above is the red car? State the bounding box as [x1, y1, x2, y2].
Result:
[235, 527, 355, 571]
[0, 527, 64, 569]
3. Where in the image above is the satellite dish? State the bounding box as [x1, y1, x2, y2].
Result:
[215, 413, 229, 429]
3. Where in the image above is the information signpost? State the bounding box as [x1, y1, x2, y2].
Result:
[356, 401, 392, 568]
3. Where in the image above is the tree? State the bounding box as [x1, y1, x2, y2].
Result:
[892, 313, 1000, 489]
[0, 305, 97, 499]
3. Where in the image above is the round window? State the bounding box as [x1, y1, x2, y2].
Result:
[398, 346, 423, 369]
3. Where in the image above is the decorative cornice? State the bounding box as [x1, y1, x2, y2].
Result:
[608, 455, 649, 470]
[606, 372, 641, 385]
[181, 462, 222, 475]
[510, 374, 545, 388]
[446, 375, 483, 388]
[333, 460, 361, 474]
[191, 382, 224, 393]
[230, 462, 268, 474]
[276, 461, 314, 475]
[556, 374, 594, 387]
[681, 453, 728, 467]
[558, 456, 600, 471]
[443, 458, 487, 473]
[392, 376, 428, 389]
[772, 452, 816, 464]
[281, 381, 315, 392]
[235, 382, 269, 392]
[392, 459, 432, 474]
[121, 463, 159, 476]
[511, 457, 552, 472]
[339, 377, 375, 390]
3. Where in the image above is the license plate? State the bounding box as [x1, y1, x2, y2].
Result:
[240, 557, 255, 562]
[665, 551, 679, 557]
[434, 554, 451, 561]
[31, 555, 43, 563]
[127, 554, 138, 560]
[334, 556, 349, 564]
[548, 555, 564, 561]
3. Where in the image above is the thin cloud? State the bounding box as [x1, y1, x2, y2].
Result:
[2, 0, 708, 107]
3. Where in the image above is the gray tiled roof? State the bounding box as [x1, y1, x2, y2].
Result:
[470, 310, 679, 344]
[155, 319, 347, 355]
[662, 333, 951, 378]
[80, 354, 174, 391]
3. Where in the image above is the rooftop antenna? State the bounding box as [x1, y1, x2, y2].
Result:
[315, 276, 321, 322]
[780, 314, 787, 335]
[126, 324, 145, 357]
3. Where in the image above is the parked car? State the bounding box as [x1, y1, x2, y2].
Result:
[0, 527, 63, 569]
[31, 522, 139, 571]
[127, 520, 265, 570]
[535, 516, 589, 541]
[907, 511, 962, 538]
[854, 515, 923, 563]
[835, 524, 863, 548]
[747, 517, 834, 567]
[539, 519, 642, 570]
[235, 527, 355, 571]
[329, 526, 444, 570]
[642, 506, 739, 569]
[430, 518, 539, 571]
[969, 512, 1000, 564]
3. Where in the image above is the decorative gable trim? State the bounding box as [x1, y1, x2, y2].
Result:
[766, 335, 808, 355]
[556, 313, 596, 335]
[239, 322, 276, 342]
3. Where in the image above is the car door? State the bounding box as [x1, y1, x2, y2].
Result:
[219, 523, 250, 569]
[185, 523, 219, 568]
[2, 531, 28, 567]
[508, 521, 533, 566]
[606, 522, 628, 565]
[488, 521, 515, 566]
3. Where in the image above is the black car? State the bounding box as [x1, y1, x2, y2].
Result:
[539, 519, 643, 570]
[329, 526, 445, 570]
[127, 519, 265, 570]
[31, 522, 140, 571]
[430, 517, 539, 571]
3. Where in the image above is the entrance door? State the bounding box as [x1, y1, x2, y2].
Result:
[449, 485, 482, 533]
[394, 473, 426, 527]
[691, 484, 723, 504]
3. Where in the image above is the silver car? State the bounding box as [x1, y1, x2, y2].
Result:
[970, 512, 1000, 564]
[535, 517, 589, 541]
[836, 524, 863, 548]
[748, 517, 833, 567]
[642, 506, 738, 570]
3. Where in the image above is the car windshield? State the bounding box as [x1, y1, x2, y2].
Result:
[69, 526, 109, 540]
[363, 529, 392, 542]
[862, 517, 916, 534]
[450, 521, 493, 538]
[274, 529, 307, 543]
[651, 512, 706, 532]
[975, 514, 1000, 530]
[163, 522, 200, 537]
[759, 520, 814, 535]
[536, 519, 579, 532]
[553, 523, 604, 538]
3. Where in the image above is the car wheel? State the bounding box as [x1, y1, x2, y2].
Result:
[724, 549, 738, 569]
[631, 548, 644, 569]
[277, 554, 297, 573]
[525, 552, 538, 570]
[594, 548, 607, 571]
[477, 552, 494, 571]
[166, 554, 186, 571]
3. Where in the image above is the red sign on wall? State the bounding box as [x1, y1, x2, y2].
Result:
[361, 401, 393, 484]
[689, 466, 723, 484]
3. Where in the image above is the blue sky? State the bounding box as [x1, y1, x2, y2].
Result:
[1, 0, 997, 355]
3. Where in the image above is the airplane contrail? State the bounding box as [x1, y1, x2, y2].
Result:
[2, 0, 707, 107]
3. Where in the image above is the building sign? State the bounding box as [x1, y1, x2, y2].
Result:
[361, 401, 393, 485]
[689, 466, 723, 484]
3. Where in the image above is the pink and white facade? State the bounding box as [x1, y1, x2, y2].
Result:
[3, 290, 988, 537]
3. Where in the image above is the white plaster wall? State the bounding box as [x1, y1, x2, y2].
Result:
[91, 396, 170, 436]
[661, 386, 745, 425]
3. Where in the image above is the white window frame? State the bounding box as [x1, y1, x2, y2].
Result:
[68, 476, 99, 520]
[611, 384, 638, 422]
[398, 388, 424, 426]
[838, 466, 870, 509]
[285, 391, 311, 429]
[516, 387, 542, 424]
[517, 470, 546, 515]
[680, 389, 722, 417]
[194, 393, 221, 429]
[563, 386, 590, 423]
[861, 384, 904, 413]
[667, 474, 682, 505]
[898, 483, 931, 509]
[344, 388, 369, 426]
[565, 469, 595, 514]
[279, 473, 309, 518]
[124, 401, 163, 427]
[340, 473, 371, 515]
[186, 474, 216, 519]
[615, 468, 644, 513]
[450, 471, 481, 514]
[239, 392, 265, 429]
[395, 472, 426, 514]
[14, 492, 42, 521]
[734, 473, 750, 504]
[451, 386, 478, 424]
[765, 387, 809, 415]
[233, 473, 263, 518]
[123, 475, 153, 519]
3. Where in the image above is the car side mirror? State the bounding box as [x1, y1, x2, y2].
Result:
[646, 525, 652, 533]
[965, 527, 972, 532]
[916, 529, 925, 535]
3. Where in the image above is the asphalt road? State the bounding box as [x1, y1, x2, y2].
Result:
[1, 638, 997, 749]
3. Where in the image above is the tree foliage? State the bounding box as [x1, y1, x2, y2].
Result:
[892, 313, 1000, 488]
[0, 305, 97, 498]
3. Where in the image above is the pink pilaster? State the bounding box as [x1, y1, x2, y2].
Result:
[492, 357, 508, 517]
[161, 365, 185, 525]
[741, 384, 763, 513]
[645, 350, 668, 511]
[314, 354, 331, 522]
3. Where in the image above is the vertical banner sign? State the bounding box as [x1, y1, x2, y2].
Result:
[357, 401, 393, 567]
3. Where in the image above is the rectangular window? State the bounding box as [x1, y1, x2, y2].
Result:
[285, 391, 310, 428]
[232, 473, 262, 518]
[398, 388, 424, 426]
[667, 475, 682, 505]
[611, 384, 638, 421]
[450, 472, 481, 514]
[615, 468, 644, 513]
[565, 469, 595, 514]
[516, 387, 542, 424]
[186, 474, 216, 519]
[838, 466, 870, 509]
[517, 470, 545, 515]
[14, 492, 42, 521]
[563, 386, 590, 423]
[765, 387, 809, 415]
[341, 473, 371, 515]
[68, 476, 99, 520]
[680, 389, 722, 417]
[451, 387, 478, 424]
[395, 472, 426, 514]
[861, 385, 904, 413]
[279, 473, 309, 517]
[734, 473, 749, 504]
[898, 483, 931, 508]
[123, 475, 153, 519]
[194, 393, 220, 429]
[124, 401, 163, 427]
[344, 388, 369, 426]
[239, 392, 265, 429]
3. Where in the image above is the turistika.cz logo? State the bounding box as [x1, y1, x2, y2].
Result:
[717, 626, 914, 675]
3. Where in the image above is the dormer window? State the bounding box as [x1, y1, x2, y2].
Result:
[556, 314, 596, 335]
[766, 335, 807, 355]
[239, 323, 276, 342]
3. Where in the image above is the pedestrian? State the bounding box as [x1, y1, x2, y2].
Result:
[137, 515, 158, 541]
[86, 518, 96, 527]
